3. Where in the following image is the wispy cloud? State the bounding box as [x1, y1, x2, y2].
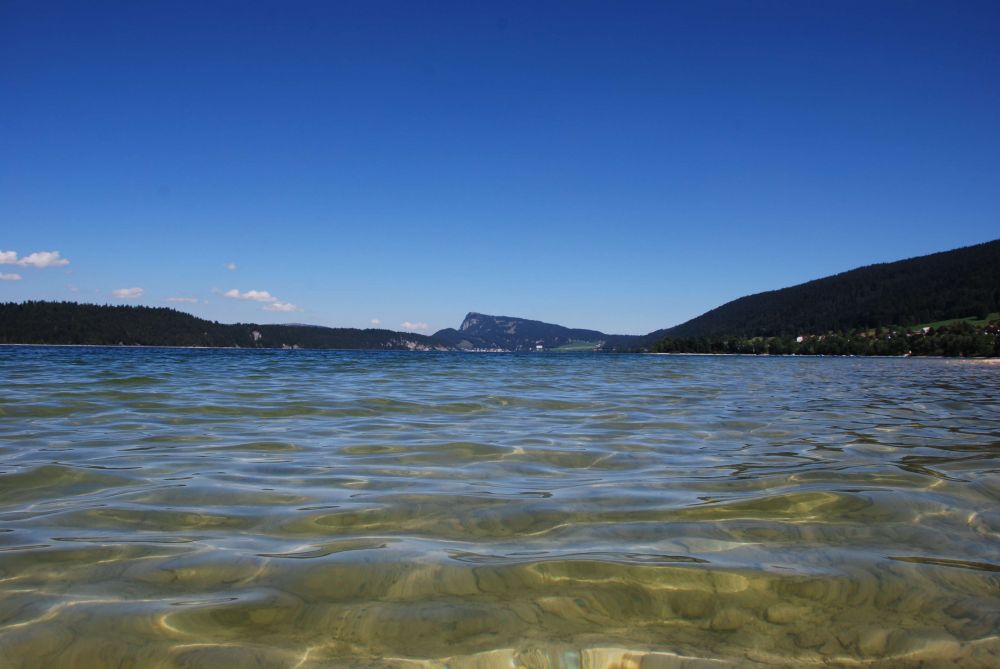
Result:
[263, 301, 299, 312]
[166, 296, 199, 303]
[0, 273, 21, 281]
[223, 288, 277, 302]
[222, 287, 300, 312]
[67, 284, 80, 292]
[370, 318, 382, 326]
[112, 287, 144, 299]
[225, 262, 237, 271]
[0, 250, 70, 268]
[401, 321, 430, 332]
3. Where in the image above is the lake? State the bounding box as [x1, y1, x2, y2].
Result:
[0, 347, 997, 668]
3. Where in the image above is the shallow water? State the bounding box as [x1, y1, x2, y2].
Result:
[0, 347, 998, 668]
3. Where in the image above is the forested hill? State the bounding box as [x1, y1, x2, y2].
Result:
[0, 302, 452, 350]
[660, 238, 1000, 339]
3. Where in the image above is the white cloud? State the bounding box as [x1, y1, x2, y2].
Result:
[166, 297, 199, 303]
[23, 251, 70, 268]
[225, 262, 237, 271]
[112, 287, 144, 299]
[263, 301, 299, 312]
[0, 273, 21, 281]
[370, 318, 381, 326]
[67, 283, 80, 292]
[0, 250, 71, 268]
[401, 321, 430, 332]
[223, 288, 277, 302]
[223, 287, 299, 312]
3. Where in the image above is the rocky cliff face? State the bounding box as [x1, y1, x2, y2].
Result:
[459, 313, 484, 332]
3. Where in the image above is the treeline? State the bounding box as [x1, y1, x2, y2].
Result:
[652, 321, 1000, 357]
[663, 239, 1000, 339]
[0, 302, 449, 350]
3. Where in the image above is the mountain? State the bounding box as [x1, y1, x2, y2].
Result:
[433, 312, 638, 351]
[653, 238, 1000, 341]
[0, 303, 639, 353]
[4, 239, 997, 355]
[0, 302, 454, 351]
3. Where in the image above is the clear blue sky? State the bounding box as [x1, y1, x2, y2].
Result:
[2, 1, 998, 335]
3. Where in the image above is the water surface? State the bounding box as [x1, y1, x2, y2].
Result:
[1, 347, 998, 668]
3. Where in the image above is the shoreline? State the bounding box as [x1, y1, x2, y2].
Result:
[1, 343, 994, 359]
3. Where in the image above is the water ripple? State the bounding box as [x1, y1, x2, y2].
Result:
[1, 347, 998, 667]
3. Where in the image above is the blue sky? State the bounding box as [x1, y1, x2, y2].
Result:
[2, 1, 998, 335]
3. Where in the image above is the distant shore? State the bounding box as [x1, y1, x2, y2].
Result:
[4, 343, 994, 359]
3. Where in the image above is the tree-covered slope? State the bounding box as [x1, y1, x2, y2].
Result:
[0, 302, 452, 350]
[662, 239, 1000, 339]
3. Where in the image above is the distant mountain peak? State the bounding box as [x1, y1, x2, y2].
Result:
[437, 312, 636, 351]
